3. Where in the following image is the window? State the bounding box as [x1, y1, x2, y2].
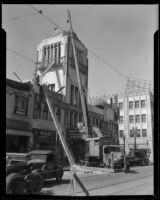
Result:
[58, 43, 61, 63]
[74, 87, 79, 106]
[135, 115, 140, 123]
[74, 113, 78, 127]
[119, 103, 123, 110]
[129, 115, 134, 123]
[136, 129, 140, 137]
[70, 112, 74, 128]
[56, 108, 61, 122]
[141, 114, 146, 122]
[130, 130, 134, 137]
[129, 101, 134, 109]
[119, 130, 124, 137]
[70, 85, 74, 105]
[79, 113, 83, 122]
[14, 95, 28, 116]
[48, 84, 55, 91]
[33, 102, 41, 119]
[135, 101, 139, 109]
[42, 105, 48, 120]
[141, 100, 145, 108]
[119, 116, 123, 124]
[104, 121, 108, 130]
[142, 129, 147, 137]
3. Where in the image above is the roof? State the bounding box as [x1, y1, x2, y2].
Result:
[6, 78, 32, 91]
[28, 150, 54, 155]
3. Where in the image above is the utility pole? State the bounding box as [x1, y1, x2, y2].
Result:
[39, 42, 89, 196]
[123, 134, 126, 170]
[67, 10, 89, 139]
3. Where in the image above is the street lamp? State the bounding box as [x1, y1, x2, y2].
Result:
[123, 134, 126, 156]
[147, 140, 149, 157]
[123, 134, 126, 170]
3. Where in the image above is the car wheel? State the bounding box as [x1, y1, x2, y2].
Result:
[27, 173, 42, 194]
[6, 173, 26, 194]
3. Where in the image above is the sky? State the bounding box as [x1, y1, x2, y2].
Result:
[2, 4, 158, 97]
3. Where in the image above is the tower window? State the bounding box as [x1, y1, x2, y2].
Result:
[48, 84, 55, 91]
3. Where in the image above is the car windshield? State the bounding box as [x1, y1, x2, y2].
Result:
[30, 154, 47, 161]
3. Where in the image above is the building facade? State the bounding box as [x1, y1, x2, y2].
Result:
[118, 92, 154, 162]
[6, 79, 34, 153]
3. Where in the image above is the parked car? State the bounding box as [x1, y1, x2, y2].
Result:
[28, 150, 64, 182]
[6, 155, 42, 194]
[6, 150, 64, 194]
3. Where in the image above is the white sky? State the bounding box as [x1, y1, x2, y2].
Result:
[2, 4, 158, 97]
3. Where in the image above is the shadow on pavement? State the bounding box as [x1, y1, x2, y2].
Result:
[42, 179, 71, 188]
[128, 169, 139, 174]
[114, 169, 139, 174]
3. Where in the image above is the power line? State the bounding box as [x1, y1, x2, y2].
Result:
[88, 48, 127, 79]
[29, 5, 66, 32]
[7, 48, 35, 64]
[3, 6, 51, 24]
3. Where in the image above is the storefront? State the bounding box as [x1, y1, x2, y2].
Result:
[6, 119, 33, 153]
[67, 128, 86, 162]
[33, 128, 57, 151]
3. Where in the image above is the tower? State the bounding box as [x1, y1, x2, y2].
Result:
[36, 28, 89, 106]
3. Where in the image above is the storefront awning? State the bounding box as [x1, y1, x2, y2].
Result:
[6, 129, 32, 137]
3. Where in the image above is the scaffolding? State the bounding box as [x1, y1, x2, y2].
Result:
[124, 77, 153, 96]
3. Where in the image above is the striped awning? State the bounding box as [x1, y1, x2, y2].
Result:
[6, 129, 32, 137]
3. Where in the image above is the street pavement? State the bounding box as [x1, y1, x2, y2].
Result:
[40, 165, 153, 196]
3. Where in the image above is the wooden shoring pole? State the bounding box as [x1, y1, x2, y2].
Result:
[44, 90, 89, 196]
[67, 10, 89, 138]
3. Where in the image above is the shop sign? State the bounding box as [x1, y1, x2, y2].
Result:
[67, 129, 83, 139]
[33, 129, 56, 140]
[6, 119, 30, 131]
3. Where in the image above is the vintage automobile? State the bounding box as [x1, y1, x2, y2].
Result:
[113, 155, 131, 173]
[6, 155, 42, 194]
[27, 150, 64, 182]
[6, 150, 64, 194]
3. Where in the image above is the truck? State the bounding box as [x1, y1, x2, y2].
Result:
[128, 149, 150, 166]
[6, 150, 64, 194]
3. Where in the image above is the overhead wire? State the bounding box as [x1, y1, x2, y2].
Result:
[7, 48, 35, 64]
[6, 6, 153, 90]
[88, 48, 127, 79]
[29, 5, 66, 32]
[3, 6, 51, 24]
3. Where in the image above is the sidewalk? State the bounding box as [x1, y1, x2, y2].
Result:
[63, 165, 114, 173]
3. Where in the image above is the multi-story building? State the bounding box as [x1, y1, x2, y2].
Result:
[118, 92, 154, 162]
[6, 79, 34, 153]
[6, 28, 119, 161]
[33, 28, 119, 161]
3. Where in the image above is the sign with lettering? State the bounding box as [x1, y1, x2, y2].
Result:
[33, 129, 56, 140]
[67, 128, 84, 139]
